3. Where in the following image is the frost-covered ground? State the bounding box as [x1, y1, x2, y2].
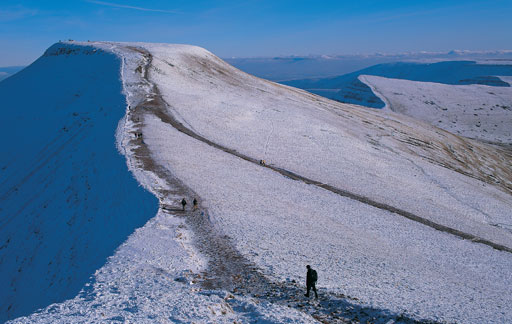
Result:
[359, 75, 512, 144]
[4, 42, 512, 324]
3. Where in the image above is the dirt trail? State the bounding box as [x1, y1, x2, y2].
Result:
[122, 46, 440, 323]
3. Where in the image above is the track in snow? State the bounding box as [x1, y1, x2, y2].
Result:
[124, 46, 437, 323]
[152, 104, 512, 253]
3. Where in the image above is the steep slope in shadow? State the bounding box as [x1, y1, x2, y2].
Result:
[0, 44, 157, 321]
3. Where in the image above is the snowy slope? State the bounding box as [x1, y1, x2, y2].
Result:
[143, 45, 512, 323]
[4, 42, 512, 324]
[359, 75, 512, 144]
[0, 44, 157, 322]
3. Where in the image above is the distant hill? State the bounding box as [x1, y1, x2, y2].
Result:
[360, 75, 512, 144]
[281, 61, 512, 108]
[0, 66, 25, 82]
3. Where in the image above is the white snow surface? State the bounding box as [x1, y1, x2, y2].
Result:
[359, 75, 512, 144]
[6, 42, 512, 324]
[143, 43, 512, 323]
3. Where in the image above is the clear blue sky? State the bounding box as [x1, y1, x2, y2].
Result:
[1, 0, 511, 66]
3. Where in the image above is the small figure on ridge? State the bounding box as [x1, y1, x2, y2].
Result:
[181, 198, 187, 211]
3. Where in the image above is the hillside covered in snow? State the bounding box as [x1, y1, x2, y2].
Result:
[281, 60, 512, 145]
[282, 61, 512, 109]
[1, 42, 512, 324]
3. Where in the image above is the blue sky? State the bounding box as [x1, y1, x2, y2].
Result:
[1, 0, 511, 66]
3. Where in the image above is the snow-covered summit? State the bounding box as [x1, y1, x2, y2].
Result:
[2, 41, 512, 323]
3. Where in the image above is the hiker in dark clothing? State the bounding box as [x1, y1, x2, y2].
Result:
[305, 265, 318, 299]
[181, 198, 187, 211]
[193, 198, 198, 210]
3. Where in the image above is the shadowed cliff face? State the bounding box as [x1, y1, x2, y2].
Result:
[0, 44, 157, 322]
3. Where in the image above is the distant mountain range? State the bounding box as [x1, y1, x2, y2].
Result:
[226, 50, 512, 81]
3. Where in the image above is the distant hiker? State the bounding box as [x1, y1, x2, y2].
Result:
[259, 159, 266, 166]
[181, 198, 187, 211]
[193, 198, 198, 210]
[305, 265, 318, 299]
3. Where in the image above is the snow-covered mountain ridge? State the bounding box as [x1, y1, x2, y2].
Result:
[2, 42, 512, 323]
[281, 60, 512, 145]
[282, 61, 512, 109]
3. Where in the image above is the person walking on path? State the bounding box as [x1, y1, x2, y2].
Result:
[193, 198, 198, 210]
[305, 265, 318, 299]
[181, 198, 187, 211]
